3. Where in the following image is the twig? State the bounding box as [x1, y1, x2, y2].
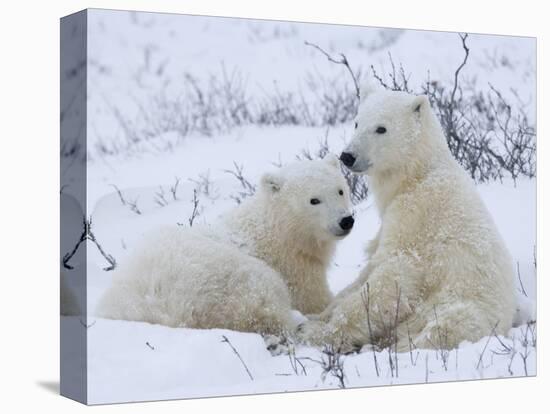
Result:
[111, 184, 142, 215]
[476, 321, 500, 369]
[361, 283, 380, 377]
[301, 345, 346, 388]
[304, 41, 360, 99]
[154, 186, 169, 207]
[170, 177, 181, 201]
[406, 321, 419, 366]
[63, 216, 117, 271]
[288, 345, 307, 376]
[224, 162, 256, 204]
[188, 189, 200, 227]
[221, 335, 254, 380]
[433, 305, 449, 370]
[189, 170, 217, 199]
[450, 33, 470, 108]
[62, 216, 87, 270]
[516, 262, 528, 297]
[87, 217, 117, 271]
[393, 283, 401, 377]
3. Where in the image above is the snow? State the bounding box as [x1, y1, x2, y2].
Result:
[59, 9, 536, 404]
[82, 318, 535, 404]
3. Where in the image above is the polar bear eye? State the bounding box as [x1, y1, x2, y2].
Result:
[338, 189, 344, 196]
[354, 122, 358, 129]
[376, 126, 387, 134]
[310, 198, 321, 205]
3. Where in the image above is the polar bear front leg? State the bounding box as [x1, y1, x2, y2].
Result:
[360, 254, 421, 339]
[317, 261, 375, 321]
[296, 286, 383, 353]
[299, 254, 420, 349]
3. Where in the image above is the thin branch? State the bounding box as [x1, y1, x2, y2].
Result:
[188, 189, 200, 227]
[300, 345, 346, 388]
[221, 335, 254, 380]
[516, 262, 528, 297]
[393, 282, 401, 377]
[476, 321, 500, 369]
[304, 41, 360, 100]
[170, 176, 181, 201]
[62, 216, 88, 270]
[87, 217, 117, 271]
[111, 184, 142, 215]
[361, 283, 380, 377]
[450, 33, 470, 107]
[63, 216, 117, 271]
[433, 305, 449, 370]
[154, 186, 169, 207]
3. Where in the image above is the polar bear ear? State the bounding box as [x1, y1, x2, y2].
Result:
[261, 172, 284, 193]
[411, 94, 430, 114]
[324, 153, 340, 169]
[359, 79, 380, 102]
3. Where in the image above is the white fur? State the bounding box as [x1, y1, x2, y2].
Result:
[96, 158, 352, 334]
[298, 87, 516, 350]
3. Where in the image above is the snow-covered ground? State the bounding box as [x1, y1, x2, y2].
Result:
[60, 9, 536, 405]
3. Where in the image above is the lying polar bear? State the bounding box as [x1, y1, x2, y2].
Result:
[298, 84, 516, 351]
[96, 157, 354, 335]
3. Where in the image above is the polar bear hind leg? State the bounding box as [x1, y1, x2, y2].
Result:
[410, 302, 500, 350]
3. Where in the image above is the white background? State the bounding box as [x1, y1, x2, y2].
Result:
[0, 0, 546, 412]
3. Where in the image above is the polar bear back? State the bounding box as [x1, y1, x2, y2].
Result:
[96, 226, 294, 333]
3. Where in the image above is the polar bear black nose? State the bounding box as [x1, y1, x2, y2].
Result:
[339, 216, 355, 231]
[340, 152, 356, 167]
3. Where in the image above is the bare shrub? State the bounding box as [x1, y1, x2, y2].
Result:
[63, 216, 117, 271]
[154, 177, 181, 207]
[189, 170, 218, 200]
[169, 176, 180, 201]
[490, 321, 536, 376]
[187, 189, 201, 227]
[300, 344, 347, 388]
[371, 34, 536, 183]
[304, 41, 360, 99]
[154, 186, 169, 207]
[224, 162, 257, 204]
[177, 189, 203, 227]
[93, 35, 535, 185]
[111, 184, 142, 215]
[370, 52, 412, 93]
[304, 71, 358, 126]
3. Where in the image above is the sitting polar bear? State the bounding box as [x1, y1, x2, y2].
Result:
[298, 84, 515, 351]
[96, 157, 354, 335]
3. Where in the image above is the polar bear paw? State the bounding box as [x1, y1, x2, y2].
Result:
[263, 334, 290, 356]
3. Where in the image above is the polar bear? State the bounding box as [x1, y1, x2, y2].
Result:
[96, 157, 354, 334]
[297, 84, 516, 351]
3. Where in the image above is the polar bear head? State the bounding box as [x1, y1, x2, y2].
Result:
[340, 82, 444, 177]
[260, 156, 354, 241]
